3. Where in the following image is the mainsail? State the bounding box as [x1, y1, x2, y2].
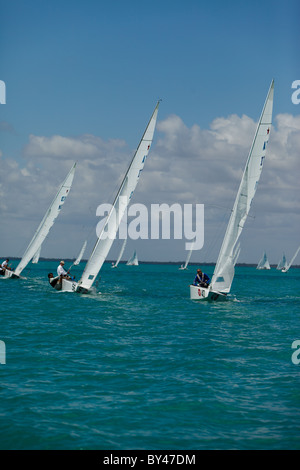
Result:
[210, 80, 274, 293]
[14, 163, 76, 277]
[126, 250, 138, 266]
[77, 101, 160, 291]
[256, 251, 271, 270]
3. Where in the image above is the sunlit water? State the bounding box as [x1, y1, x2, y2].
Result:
[1, 261, 299, 449]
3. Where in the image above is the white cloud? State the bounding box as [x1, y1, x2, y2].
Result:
[0, 111, 299, 264]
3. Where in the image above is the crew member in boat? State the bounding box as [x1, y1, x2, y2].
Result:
[48, 272, 61, 288]
[0, 259, 11, 275]
[57, 260, 72, 280]
[193, 269, 210, 288]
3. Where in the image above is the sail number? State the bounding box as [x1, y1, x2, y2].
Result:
[198, 289, 206, 297]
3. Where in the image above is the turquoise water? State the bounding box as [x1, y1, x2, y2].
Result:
[0, 261, 299, 450]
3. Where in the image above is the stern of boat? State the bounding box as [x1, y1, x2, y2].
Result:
[61, 278, 89, 294]
[4, 270, 20, 279]
[189, 285, 227, 301]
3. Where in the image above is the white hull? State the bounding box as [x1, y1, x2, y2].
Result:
[2, 270, 20, 279]
[49, 277, 89, 293]
[190, 284, 227, 301]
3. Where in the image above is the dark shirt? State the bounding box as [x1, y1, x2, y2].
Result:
[193, 272, 210, 286]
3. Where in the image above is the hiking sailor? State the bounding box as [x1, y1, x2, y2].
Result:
[193, 268, 210, 288]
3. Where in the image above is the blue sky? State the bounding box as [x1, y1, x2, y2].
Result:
[1, 0, 299, 264]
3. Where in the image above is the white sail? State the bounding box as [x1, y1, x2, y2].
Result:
[14, 163, 76, 277]
[179, 240, 195, 269]
[283, 245, 300, 272]
[126, 249, 138, 266]
[112, 238, 127, 268]
[256, 251, 271, 270]
[276, 253, 287, 271]
[32, 246, 41, 264]
[73, 240, 87, 266]
[210, 80, 274, 294]
[77, 101, 160, 291]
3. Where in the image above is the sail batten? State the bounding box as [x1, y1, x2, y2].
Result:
[210, 80, 274, 294]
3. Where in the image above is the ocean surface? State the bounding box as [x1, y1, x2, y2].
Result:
[0, 261, 299, 450]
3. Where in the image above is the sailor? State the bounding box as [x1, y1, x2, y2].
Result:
[57, 260, 71, 279]
[48, 273, 60, 288]
[0, 259, 10, 275]
[193, 268, 210, 288]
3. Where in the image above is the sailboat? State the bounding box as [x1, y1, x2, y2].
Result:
[190, 80, 274, 301]
[276, 253, 287, 271]
[256, 251, 271, 270]
[73, 240, 87, 266]
[50, 101, 160, 293]
[4, 163, 76, 279]
[282, 245, 300, 272]
[32, 246, 41, 264]
[179, 240, 194, 270]
[112, 238, 127, 268]
[126, 249, 139, 266]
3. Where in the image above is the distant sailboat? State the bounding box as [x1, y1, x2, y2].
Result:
[179, 240, 194, 270]
[256, 251, 271, 270]
[126, 249, 139, 266]
[190, 80, 274, 300]
[281, 245, 300, 273]
[4, 163, 76, 279]
[112, 238, 127, 268]
[276, 253, 287, 271]
[73, 240, 87, 266]
[50, 101, 160, 292]
[32, 246, 41, 264]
